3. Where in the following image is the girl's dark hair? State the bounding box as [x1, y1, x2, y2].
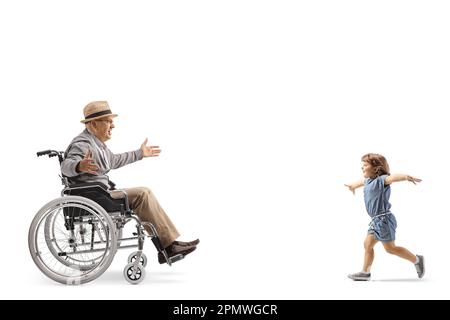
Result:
[361, 153, 390, 177]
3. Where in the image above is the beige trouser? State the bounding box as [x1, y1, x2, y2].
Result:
[120, 187, 180, 248]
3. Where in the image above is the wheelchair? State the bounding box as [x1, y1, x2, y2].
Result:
[28, 150, 184, 285]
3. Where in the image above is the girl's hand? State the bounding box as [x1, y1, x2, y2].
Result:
[344, 184, 356, 195]
[406, 175, 422, 185]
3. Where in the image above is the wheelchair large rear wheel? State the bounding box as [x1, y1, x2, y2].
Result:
[29, 196, 117, 285]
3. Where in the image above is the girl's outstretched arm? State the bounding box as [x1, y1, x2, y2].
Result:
[385, 174, 422, 185]
[344, 180, 364, 195]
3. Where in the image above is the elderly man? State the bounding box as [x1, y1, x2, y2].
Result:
[61, 101, 199, 264]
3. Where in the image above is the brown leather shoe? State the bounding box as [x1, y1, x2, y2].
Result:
[158, 244, 197, 264]
[173, 239, 200, 247]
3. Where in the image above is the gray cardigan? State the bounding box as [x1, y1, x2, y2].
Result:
[61, 129, 143, 188]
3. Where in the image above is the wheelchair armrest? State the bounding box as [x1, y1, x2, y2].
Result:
[109, 189, 130, 212]
[65, 182, 109, 191]
[110, 189, 126, 199]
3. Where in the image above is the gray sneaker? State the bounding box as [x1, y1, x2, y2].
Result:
[348, 272, 371, 281]
[415, 255, 425, 278]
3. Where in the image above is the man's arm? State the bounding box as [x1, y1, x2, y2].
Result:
[109, 138, 161, 170]
[61, 143, 99, 176]
[344, 179, 365, 195]
[109, 149, 144, 170]
[385, 174, 422, 185]
[61, 143, 87, 177]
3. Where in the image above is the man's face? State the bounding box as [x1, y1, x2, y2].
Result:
[92, 116, 115, 142]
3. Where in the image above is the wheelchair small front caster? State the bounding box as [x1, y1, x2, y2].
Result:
[127, 251, 148, 267]
[123, 263, 146, 284]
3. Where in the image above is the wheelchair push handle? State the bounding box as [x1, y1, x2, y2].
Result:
[36, 150, 65, 163]
[37, 150, 53, 157]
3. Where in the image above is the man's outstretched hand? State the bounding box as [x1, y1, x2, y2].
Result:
[141, 138, 161, 158]
[77, 150, 99, 174]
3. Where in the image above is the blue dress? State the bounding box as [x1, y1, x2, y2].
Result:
[364, 174, 397, 241]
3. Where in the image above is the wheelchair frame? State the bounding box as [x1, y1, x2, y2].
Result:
[28, 150, 183, 285]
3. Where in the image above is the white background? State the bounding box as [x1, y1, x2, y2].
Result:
[1, 0, 449, 299]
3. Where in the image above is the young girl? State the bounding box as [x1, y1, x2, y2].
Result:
[345, 153, 424, 281]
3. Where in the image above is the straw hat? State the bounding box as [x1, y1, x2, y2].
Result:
[80, 101, 118, 123]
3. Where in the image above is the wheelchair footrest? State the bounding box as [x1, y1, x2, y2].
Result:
[168, 254, 185, 264]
